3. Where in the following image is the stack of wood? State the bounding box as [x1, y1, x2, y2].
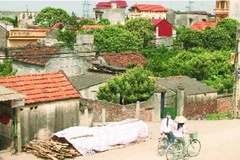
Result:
[24, 139, 81, 160]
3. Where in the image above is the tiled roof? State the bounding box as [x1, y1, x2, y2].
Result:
[0, 71, 80, 104]
[70, 72, 113, 90]
[156, 76, 216, 95]
[132, 4, 167, 12]
[96, 0, 127, 8]
[190, 21, 217, 31]
[82, 25, 105, 30]
[13, 44, 60, 66]
[0, 85, 25, 102]
[102, 52, 147, 68]
[151, 19, 172, 27]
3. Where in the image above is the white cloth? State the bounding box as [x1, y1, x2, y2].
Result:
[160, 117, 174, 133]
[173, 123, 186, 138]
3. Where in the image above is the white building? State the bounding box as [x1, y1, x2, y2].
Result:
[229, 0, 240, 21]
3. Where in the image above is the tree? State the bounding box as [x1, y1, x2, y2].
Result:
[88, 25, 142, 52]
[202, 27, 233, 51]
[57, 27, 76, 50]
[35, 7, 71, 27]
[78, 19, 95, 26]
[217, 18, 240, 47]
[0, 16, 18, 27]
[97, 67, 156, 104]
[97, 18, 110, 25]
[0, 60, 17, 77]
[124, 17, 154, 48]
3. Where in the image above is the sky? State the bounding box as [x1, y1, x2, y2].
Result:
[0, 0, 216, 18]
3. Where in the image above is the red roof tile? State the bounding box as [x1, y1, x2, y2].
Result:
[96, 0, 127, 8]
[82, 25, 105, 30]
[102, 52, 147, 68]
[13, 44, 60, 66]
[190, 21, 217, 31]
[0, 71, 80, 104]
[132, 4, 167, 12]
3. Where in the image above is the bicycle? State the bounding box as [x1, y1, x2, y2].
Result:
[157, 135, 169, 156]
[166, 131, 201, 160]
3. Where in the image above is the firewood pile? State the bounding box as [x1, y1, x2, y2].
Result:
[24, 139, 81, 160]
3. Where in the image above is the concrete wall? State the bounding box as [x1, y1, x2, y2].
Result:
[13, 49, 88, 77]
[19, 99, 80, 145]
[217, 94, 232, 113]
[80, 83, 105, 100]
[102, 8, 126, 24]
[0, 26, 8, 48]
[79, 93, 162, 126]
[0, 103, 12, 139]
[175, 13, 209, 27]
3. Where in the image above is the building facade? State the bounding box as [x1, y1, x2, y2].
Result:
[214, 0, 230, 22]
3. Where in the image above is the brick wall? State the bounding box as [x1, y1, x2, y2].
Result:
[217, 95, 232, 113]
[183, 100, 217, 119]
[79, 98, 154, 123]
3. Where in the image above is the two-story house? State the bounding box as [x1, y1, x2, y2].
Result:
[214, 0, 230, 22]
[93, 0, 128, 24]
[128, 4, 168, 19]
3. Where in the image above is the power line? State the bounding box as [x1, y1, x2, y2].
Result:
[82, 0, 91, 18]
[186, 1, 194, 12]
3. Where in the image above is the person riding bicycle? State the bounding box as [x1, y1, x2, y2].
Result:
[160, 112, 175, 144]
[173, 115, 188, 157]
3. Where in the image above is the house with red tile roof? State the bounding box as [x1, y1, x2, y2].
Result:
[152, 19, 173, 37]
[93, 0, 127, 24]
[102, 52, 147, 68]
[0, 71, 81, 147]
[129, 4, 167, 19]
[190, 21, 217, 31]
[12, 44, 88, 77]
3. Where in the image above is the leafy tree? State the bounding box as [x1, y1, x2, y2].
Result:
[88, 25, 142, 52]
[0, 16, 18, 27]
[97, 67, 156, 104]
[141, 45, 178, 77]
[203, 27, 233, 50]
[217, 18, 240, 47]
[0, 60, 17, 77]
[97, 18, 110, 25]
[176, 28, 203, 50]
[68, 12, 80, 30]
[78, 19, 96, 26]
[124, 17, 154, 48]
[57, 27, 76, 50]
[35, 7, 71, 27]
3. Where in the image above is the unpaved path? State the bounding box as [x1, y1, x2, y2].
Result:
[1, 119, 240, 160]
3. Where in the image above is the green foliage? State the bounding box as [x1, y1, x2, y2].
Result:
[97, 18, 110, 25]
[0, 16, 18, 27]
[124, 17, 154, 48]
[0, 60, 17, 77]
[203, 27, 233, 50]
[141, 45, 178, 77]
[206, 111, 233, 120]
[78, 19, 96, 26]
[89, 25, 142, 52]
[35, 7, 71, 27]
[57, 27, 76, 50]
[97, 67, 156, 104]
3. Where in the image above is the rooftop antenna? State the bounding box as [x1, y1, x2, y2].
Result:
[82, 0, 91, 18]
[26, 5, 29, 12]
[186, 1, 194, 12]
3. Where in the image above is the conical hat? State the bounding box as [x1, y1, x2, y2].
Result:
[175, 116, 187, 123]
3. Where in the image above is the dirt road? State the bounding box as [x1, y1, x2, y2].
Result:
[1, 119, 240, 160]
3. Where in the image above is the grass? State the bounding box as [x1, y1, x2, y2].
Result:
[206, 111, 233, 120]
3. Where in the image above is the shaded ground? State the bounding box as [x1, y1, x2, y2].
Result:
[1, 119, 240, 160]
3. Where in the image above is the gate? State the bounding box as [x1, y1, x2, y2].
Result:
[161, 89, 177, 119]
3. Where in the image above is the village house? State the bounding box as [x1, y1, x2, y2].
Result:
[70, 72, 113, 100]
[214, 0, 230, 22]
[190, 21, 217, 30]
[128, 4, 168, 19]
[156, 76, 218, 119]
[12, 44, 89, 77]
[93, 0, 128, 24]
[174, 11, 212, 27]
[8, 28, 49, 47]
[0, 71, 81, 150]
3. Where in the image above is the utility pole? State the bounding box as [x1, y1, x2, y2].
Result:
[233, 26, 240, 118]
[82, 0, 91, 18]
[186, 1, 194, 12]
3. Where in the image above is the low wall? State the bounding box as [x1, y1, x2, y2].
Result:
[217, 94, 232, 113]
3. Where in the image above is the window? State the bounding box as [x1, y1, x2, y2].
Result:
[189, 18, 193, 25]
[221, 1, 225, 9]
[202, 19, 206, 22]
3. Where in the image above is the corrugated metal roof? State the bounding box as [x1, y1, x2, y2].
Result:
[0, 85, 25, 101]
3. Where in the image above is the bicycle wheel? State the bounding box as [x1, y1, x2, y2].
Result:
[166, 143, 183, 160]
[158, 137, 168, 156]
[187, 139, 201, 157]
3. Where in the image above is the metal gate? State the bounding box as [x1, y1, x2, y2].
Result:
[161, 89, 177, 119]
